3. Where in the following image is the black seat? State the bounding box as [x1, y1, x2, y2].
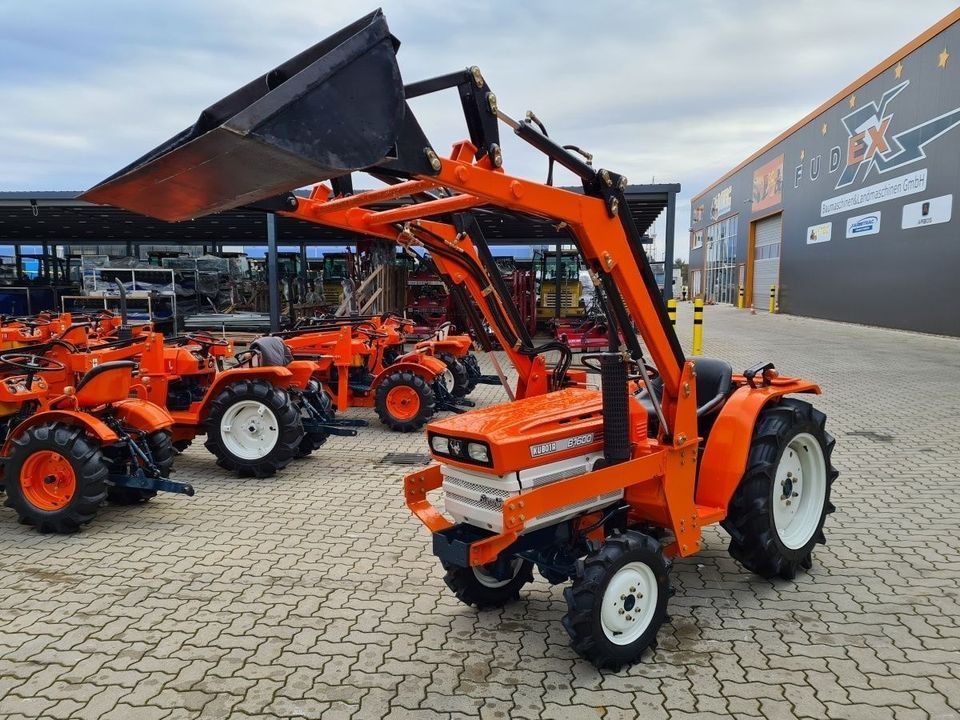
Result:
[637, 357, 733, 438]
[250, 336, 293, 367]
[75, 360, 137, 392]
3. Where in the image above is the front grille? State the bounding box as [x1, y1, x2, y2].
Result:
[446, 492, 504, 513]
[442, 475, 512, 498]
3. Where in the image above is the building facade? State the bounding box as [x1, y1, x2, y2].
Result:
[689, 9, 960, 336]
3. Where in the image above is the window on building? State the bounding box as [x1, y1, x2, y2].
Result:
[704, 215, 739, 305]
[692, 230, 703, 249]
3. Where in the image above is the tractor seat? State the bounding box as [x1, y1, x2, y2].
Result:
[250, 336, 292, 367]
[74, 360, 137, 408]
[637, 357, 733, 438]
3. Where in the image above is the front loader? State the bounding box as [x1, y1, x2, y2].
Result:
[82, 10, 838, 669]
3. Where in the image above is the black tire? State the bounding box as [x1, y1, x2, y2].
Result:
[106, 430, 174, 505]
[442, 558, 534, 609]
[204, 379, 303, 478]
[462, 353, 480, 395]
[562, 530, 670, 670]
[3, 423, 108, 533]
[374, 370, 435, 432]
[722, 398, 838, 580]
[436, 352, 470, 398]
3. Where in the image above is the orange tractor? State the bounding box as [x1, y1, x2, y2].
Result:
[28, 298, 356, 477]
[278, 316, 472, 432]
[83, 9, 838, 669]
[0, 350, 193, 533]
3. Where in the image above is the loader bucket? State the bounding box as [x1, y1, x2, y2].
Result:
[81, 10, 409, 222]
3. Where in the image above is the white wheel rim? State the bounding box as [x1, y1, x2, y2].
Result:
[772, 432, 827, 549]
[473, 558, 523, 589]
[440, 368, 455, 393]
[220, 400, 280, 460]
[601, 561, 658, 645]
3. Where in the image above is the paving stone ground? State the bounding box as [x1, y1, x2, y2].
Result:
[1, 303, 959, 719]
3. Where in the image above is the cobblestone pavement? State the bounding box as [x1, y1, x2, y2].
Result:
[1, 304, 959, 719]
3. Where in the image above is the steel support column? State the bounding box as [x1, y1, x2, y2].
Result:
[663, 189, 676, 300]
[267, 213, 281, 332]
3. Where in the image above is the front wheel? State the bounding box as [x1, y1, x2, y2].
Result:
[374, 370, 435, 432]
[722, 398, 838, 580]
[3, 423, 108, 533]
[435, 352, 470, 398]
[204, 379, 303, 478]
[442, 558, 534, 609]
[562, 530, 670, 670]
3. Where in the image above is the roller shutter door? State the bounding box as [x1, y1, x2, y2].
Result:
[752, 214, 781, 309]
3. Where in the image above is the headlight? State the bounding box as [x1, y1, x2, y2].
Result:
[467, 442, 489, 463]
[430, 435, 449, 454]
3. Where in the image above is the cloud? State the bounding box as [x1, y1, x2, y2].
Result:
[1, 0, 957, 258]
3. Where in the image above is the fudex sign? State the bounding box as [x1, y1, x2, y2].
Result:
[845, 211, 881, 238]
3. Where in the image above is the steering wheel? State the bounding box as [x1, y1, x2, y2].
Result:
[186, 332, 230, 348]
[0, 353, 66, 390]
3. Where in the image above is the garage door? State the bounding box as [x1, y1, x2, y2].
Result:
[752, 214, 781, 309]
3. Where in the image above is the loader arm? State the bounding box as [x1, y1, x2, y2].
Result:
[283, 186, 551, 399]
[80, 7, 686, 430]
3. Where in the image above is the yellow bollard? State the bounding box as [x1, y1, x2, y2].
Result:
[692, 298, 704, 355]
[667, 298, 677, 327]
[769, 285, 776, 314]
[737, 286, 745, 309]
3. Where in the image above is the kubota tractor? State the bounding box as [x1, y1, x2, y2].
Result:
[82, 9, 838, 669]
[0, 351, 194, 533]
[277, 319, 470, 432]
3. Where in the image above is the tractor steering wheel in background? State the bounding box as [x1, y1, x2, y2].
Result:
[0, 352, 67, 390]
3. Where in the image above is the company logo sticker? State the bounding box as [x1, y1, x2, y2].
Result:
[901, 194, 952, 229]
[530, 432, 595, 458]
[807, 222, 832, 244]
[837, 80, 960, 189]
[845, 211, 881, 238]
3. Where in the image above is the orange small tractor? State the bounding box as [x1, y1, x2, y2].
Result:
[83, 9, 838, 669]
[32, 300, 357, 477]
[277, 317, 472, 432]
[0, 351, 194, 533]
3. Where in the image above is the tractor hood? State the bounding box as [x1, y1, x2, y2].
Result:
[427, 388, 648, 475]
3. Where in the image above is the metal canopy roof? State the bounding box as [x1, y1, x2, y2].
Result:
[0, 184, 679, 247]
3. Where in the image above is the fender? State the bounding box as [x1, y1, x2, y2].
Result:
[397, 353, 448, 377]
[2, 410, 119, 455]
[695, 378, 820, 511]
[371, 359, 440, 391]
[113, 398, 174, 432]
[415, 337, 472, 357]
[286, 359, 321, 389]
[205, 366, 294, 400]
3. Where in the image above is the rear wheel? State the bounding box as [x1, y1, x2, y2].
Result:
[442, 558, 534, 609]
[374, 370, 435, 432]
[436, 352, 470, 398]
[722, 398, 837, 580]
[3, 423, 108, 533]
[204, 379, 303, 477]
[106, 430, 174, 505]
[562, 531, 670, 670]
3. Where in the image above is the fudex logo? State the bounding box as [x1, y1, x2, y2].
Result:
[836, 80, 960, 189]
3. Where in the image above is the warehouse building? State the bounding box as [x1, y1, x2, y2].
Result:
[689, 8, 960, 336]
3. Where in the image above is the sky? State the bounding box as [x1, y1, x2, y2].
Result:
[1, 0, 957, 260]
